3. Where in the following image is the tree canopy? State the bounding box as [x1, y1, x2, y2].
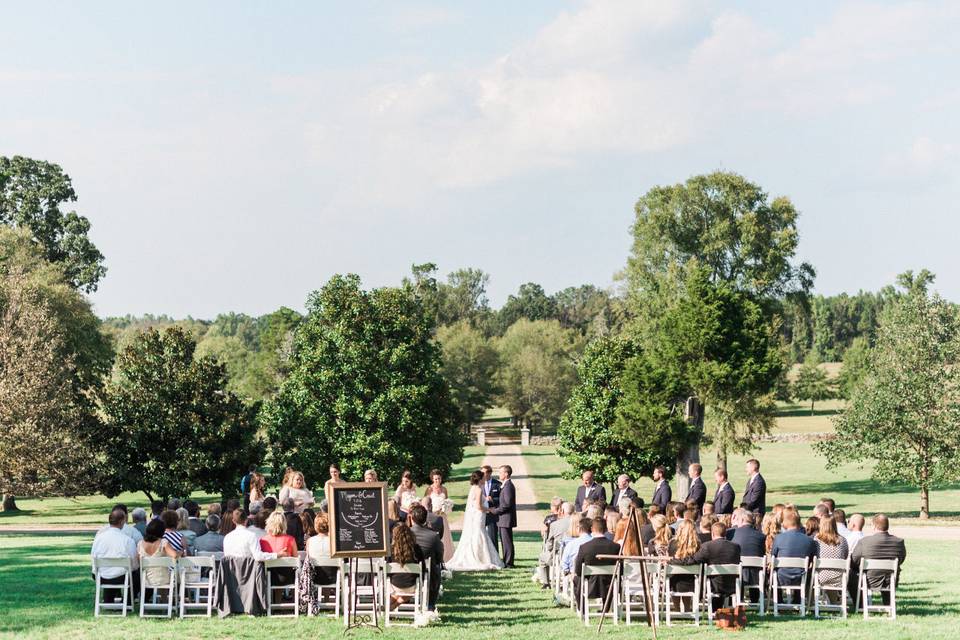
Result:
[437, 320, 500, 429]
[262, 274, 465, 486]
[0, 156, 106, 292]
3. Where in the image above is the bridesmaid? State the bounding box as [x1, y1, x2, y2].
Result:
[394, 470, 419, 518]
[423, 469, 454, 562]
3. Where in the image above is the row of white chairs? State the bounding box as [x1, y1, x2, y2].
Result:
[93, 553, 432, 626]
[552, 554, 898, 627]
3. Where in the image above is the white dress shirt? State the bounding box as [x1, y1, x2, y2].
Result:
[223, 526, 277, 561]
[91, 526, 138, 578]
[97, 523, 144, 544]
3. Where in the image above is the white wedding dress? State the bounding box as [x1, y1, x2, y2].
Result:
[446, 485, 504, 571]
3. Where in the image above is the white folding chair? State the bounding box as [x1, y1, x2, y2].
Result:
[704, 564, 742, 621]
[93, 557, 133, 617]
[196, 551, 224, 561]
[813, 557, 850, 618]
[179, 556, 216, 617]
[662, 564, 702, 626]
[139, 556, 177, 618]
[384, 562, 425, 626]
[348, 558, 385, 624]
[856, 558, 898, 619]
[771, 557, 808, 616]
[580, 565, 618, 625]
[308, 557, 344, 619]
[265, 557, 301, 617]
[739, 556, 766, 616]
[621, 561, 659, 625]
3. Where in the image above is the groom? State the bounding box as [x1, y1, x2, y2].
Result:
[481, 464, 501, 552]
[491, 464, 517, 568]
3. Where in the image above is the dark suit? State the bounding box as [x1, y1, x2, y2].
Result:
[411, 523, 443, 610]
[651, 481, 671, 511]
[493, 478, 517, 567]
[728, 525, 766, 587]
[610, 486, 637, 509]
[675, 538, 741, 606]
[743, 473, 766, 515]
[714, 483, 735, 515]
[574, 535, 620, 606]
[574, 483, 607, 512]
[685, 477, 706, 512]
[483, 477, 502, 551]
[851, 531, 906, 604]
[639, 523, 654, 546]
[771, 528, 816, 586]
[426, 510, 445, 539]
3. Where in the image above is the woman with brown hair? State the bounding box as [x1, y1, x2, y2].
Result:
[668, 520, 701, 599]
[387, 523, 424, 610]
[762, 512, 781, 554]
[249, 472, 267, 505]
[300, 508, 317, 544]
[394, 470, 419, 517]
[805, 516, 821, 538]
[814, 515, 849, 601]
[423, 468, 454, 562]
[306, 513, 337, 585]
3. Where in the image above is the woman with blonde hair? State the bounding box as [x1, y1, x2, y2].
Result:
[762, 512, 781, 554]
[175, 507, 196, 554]
[279, 471, 315, 513]
[260, 511, 297, 585]
[647, 514, 671, 557]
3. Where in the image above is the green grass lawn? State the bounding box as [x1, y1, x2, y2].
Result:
[522, 442, 960, 523]
[1, 532, 956, 639]
[774, 399, 845, 434]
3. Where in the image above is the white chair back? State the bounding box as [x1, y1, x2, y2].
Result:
[139, 556, 177, 618]
[93, 557, 133, 617]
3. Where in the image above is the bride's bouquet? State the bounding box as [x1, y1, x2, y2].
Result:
[440, 498, 455, 515]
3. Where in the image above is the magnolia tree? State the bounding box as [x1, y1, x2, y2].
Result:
[817, 271, 960, 519]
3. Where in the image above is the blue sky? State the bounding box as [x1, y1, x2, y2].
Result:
[2, 1, 958, 317]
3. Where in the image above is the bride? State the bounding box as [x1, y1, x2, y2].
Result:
[446, 470, 504, 571]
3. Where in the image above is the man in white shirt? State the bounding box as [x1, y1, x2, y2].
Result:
[561, 517, 593, 574]
[222, 510, 277, 561]
[843, 513, 865, 551]
[91, 508, 140, 603]
[96, 504, 143, 544]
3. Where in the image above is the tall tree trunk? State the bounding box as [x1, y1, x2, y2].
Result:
[2, 494, 18, 512]
[810, 399, 815, 415]
[920, 464, 930, 519]
[675, 397, 704, 499]
[716, 446, 728, 473]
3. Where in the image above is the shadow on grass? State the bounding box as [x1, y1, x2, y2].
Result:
[779, 478, 960, 496]
[775, 407, 840, 418]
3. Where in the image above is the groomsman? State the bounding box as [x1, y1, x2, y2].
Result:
[574, 470, 607, 512]
[481, 465, 502, 551]
[491, 465, 517, 567]
[713, 468, 735, 515]
[610, 474, 638, 508]
[651, 466, 671, 511]
[742, 458, 767, 515]
[684, 463, 706, 513]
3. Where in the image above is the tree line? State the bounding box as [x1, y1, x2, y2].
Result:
[1, 155, 958, 517]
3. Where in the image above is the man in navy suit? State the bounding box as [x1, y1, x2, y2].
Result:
[610, 474, 638, 509]
[651, 465, 671, 511]
[726, 509, 766, 588]
[491, 465, 517, 567]
[574, 470, 607, 512]
[742, 458, 767, 516]
[771, 511, 816, 586]
[481, 464, 501, 552]
[713, 468, 735, 515]
[684, 463, 706, 513]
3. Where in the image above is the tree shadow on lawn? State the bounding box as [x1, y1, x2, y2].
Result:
[775, 407, 840, 418]
[778, 478, 960, 496]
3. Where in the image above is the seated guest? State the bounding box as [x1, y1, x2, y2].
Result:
[542, 497, 563, 539]
[804, 516, 821, 538]
[282, 498, 305, 550]
[697, 515, 716, 544]
[667, 521, 701, 599]
[647, 514, 671, 557]
[850, 514, 906, 605]
[537, 502, 575, 587]
[167, 498, 181, 511]
[91, 508, 140, 602]
[260, 511, 298, 585]
[262, 496, 278, 513]
[844, 514, 866, 551]
[573, 517, 619, 610]
[387, 523, 425, 610]
[387, 499, 401, 531]
[668, 503, 685, 531]
[139, 519, 178, 596]
[701, 501, 715, 519]
[613, 498, 633, 543]
[300, 509, 316, 545]
[407, 504, 443, 612]
[820, 498, 836, 514]
[560, 510, 581, 550]
[673, 521, 740, 610]
[306, 513, 337, 584]
[160, 510, 185, 556]
[96, 504, 143, 543]
[248, 511, 268, 539]
[771, 511, 817, 586]
[561, 517, 593, 575]
[814, 515, 849, 602]
[813, 503, 830, 519]
[131, 508, 148, 538]
[193, 515, 224, 553]
[208, 503, 222, 517]
[604, 507, 620, 541]
[223, 509, 277, 560]
[762, 512, 781, 555]
[150, 500, 164, 520]
[176, 507, 197, 554]
[617, 505, 646, 556]
[833, 508, 849, 537]
[225, 498, 240, 514]
[584, 503, 603, 521]
[218, 509, 237, 537]
[727, 511, 765, 588]
[184, 500, 205, 536]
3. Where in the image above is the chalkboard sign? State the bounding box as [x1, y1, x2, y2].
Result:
[327, 481, 390, 558]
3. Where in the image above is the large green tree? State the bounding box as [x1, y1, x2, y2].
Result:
[497, 283, 558, 334]
[102, 327, 259, 502]
[495, 318, 581, 429]
[262, 275, 465, 486]
[817, 271, 960, 519]
[557, 336, 678, 490]
[793, 359, 832, 414]
[625, 172, 804, 493]
[437, 320, 500, 430]
[0, 156, 107, 292]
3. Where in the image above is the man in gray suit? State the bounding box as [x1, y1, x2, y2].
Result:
[537, 502, 574, 586]
[851, 514, 906, 605]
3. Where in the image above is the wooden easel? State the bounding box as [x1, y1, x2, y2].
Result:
[595, 505, 657, 637]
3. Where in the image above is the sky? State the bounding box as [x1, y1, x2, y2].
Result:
[2, 0, 959, 318]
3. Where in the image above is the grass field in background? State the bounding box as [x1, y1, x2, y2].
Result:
[523, 442, 960, 522]
[1, 532, 957, 640]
